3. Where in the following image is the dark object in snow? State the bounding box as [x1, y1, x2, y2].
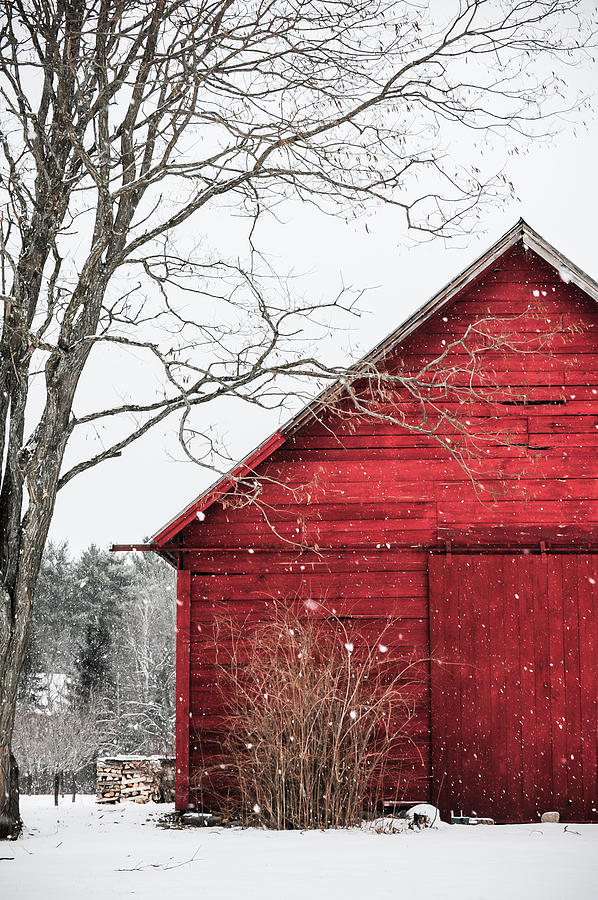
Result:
[181, 812, 223, 827]
[406, 804, 442, 828]
[117, 220, 598, 825]
[157, 811, 224, 829]
[451, 815, 495, 826]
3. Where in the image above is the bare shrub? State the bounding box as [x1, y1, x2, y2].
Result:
[12, 693, 104, 798]
[206, 605, 421, 829]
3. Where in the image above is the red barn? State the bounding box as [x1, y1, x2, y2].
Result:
[127, 220, 598, 823]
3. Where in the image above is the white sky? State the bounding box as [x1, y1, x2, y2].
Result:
[48, 90, 598, 554]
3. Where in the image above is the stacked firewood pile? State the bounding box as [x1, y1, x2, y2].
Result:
[96, 760, 122, 803]
[96, 757, 175, 804]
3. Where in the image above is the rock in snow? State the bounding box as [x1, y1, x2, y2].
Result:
[541, 811, 560, 824]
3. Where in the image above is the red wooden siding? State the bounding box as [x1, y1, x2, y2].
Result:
[187, 554, 431, 807]
[169, 241, 598, 819]
[429, 553, 598, 823]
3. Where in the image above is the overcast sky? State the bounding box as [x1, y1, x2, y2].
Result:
[48, 61, 598, 555]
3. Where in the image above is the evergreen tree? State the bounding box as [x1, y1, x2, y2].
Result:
[73, 546, 131, 708]
[75, 615, 113, 707]
[20, 542, 76, 699]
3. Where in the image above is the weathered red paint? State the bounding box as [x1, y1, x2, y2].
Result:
[429, 554, 598, 823]
[155, 223, 598, 820]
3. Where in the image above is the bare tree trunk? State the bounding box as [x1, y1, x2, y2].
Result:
[53, 773, 59, 807]
[0, 745, 20, 839]
[1, 507, 56, 834]
[71, 771, 76, 803]
[0, 578, 35, 837]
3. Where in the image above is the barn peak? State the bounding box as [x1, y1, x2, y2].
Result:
[117, 219, 598, 554]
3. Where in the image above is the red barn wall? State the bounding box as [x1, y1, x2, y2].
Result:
[168, 243, 598, 820]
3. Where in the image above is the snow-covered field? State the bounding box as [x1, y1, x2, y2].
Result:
[3, 796, 597, 900]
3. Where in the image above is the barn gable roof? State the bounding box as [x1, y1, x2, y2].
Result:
[147, 218, 598, 550]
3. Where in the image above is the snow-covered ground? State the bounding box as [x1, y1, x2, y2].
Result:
[3, 796, 597, 900]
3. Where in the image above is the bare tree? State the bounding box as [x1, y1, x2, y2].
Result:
[0, 0, 592, 837]
[12, 684, 103, 801]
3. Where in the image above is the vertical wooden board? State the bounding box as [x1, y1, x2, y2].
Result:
[488, 555, 509, 815]
[175, 569, 191, 810]
[452, 556, 470, 812]
[576, 556, 598, 818]
[561, 555, 584, 816]
[547, 555, 568, 812]
[455, 557, 475, 815]
[500, 555, 525, 821]
[427, 554, 447, 809]
[530, 555, 553, 817]
[428, 554, 462, 818]
[517, 556, 539, 819]
[468, 557, 493, 817]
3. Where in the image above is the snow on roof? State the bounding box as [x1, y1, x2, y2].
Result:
[97, 755, 173, 762]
